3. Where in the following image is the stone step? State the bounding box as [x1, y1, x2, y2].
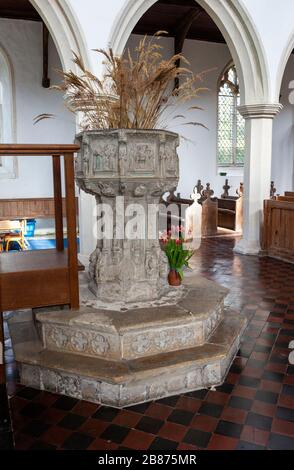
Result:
[14, 313, 246, 408]
[35, 276, 228, 361]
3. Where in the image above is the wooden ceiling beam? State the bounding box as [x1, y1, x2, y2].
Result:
[42, 23, 50, 89]
[174, 8, 202, 88]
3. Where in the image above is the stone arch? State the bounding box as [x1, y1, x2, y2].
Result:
[276, 32, 294, 101]
[108, 0, 270, 105]
[29, 0, 89, 71]
[0, 43, 17, 178]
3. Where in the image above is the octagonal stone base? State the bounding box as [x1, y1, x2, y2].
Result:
[9, 276, 246, 408]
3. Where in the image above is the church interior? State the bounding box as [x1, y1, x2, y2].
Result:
[0, 0, 293, 453]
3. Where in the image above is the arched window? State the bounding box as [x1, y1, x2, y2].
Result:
[217, 64, 245, 167]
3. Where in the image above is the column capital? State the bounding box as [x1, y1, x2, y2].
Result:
[238, 103, 283, 119]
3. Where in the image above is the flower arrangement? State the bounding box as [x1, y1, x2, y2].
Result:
[160, 226, 194, 285]
[35, 32, 208, 131]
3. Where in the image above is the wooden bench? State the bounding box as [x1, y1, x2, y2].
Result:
[217, 181, 243, 232]
[161, 183, 218, 238]
[263, 197, 294, 263]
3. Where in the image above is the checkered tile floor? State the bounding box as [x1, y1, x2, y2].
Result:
[4, 237, 294, 450]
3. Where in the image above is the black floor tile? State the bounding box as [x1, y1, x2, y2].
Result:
[185, 389, 208, 400]
[136, 416, 164, 434]
[217, 383, 234, 394]
[183, 428, 211, 448]
[92, 406, 120, 422]
[127, 402, 150, 414]
[238, 376, 260, 388]
[149, 437, 178, 450]
[262, 370, 284, 383]
[280, 329, 294, 337]
[58, 413, 87, 430]
[167, 409, 194, 426]
[246, 412, 272, 431]
[237, 441, 265, 450]
[255, 390, 278, 404]
[53, 396, 79, 411]
[20, 402, 47, 419]
[215, 420, 242, 439]
[157, 396, 180, 407]
[16, 387, 41, 401]
[100, 424, 130, 444]
[228, 396, 252, 411]
[269, 355, 288, 365]
[268, 433, 294, 450]
[282, 384, 294, 396]
[276, 406, 294, 422]
[21, 419, 50, 438]
[229, 364, 243, 374]
[198, 403, 223, 418]
[62, 432, 95, 450]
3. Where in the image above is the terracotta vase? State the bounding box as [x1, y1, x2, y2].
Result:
[168, 269, 181, 286]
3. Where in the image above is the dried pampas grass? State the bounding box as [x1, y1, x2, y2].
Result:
[35, 32, 209, 131]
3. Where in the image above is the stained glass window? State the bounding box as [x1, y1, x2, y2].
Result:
[217, 65, 245, 167]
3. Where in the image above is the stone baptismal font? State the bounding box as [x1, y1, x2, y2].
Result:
[10, 129, 246, 407]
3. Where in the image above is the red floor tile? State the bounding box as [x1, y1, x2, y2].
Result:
[158, 422, 187, 441]
[240, 425, 270, 447]
[121, 429, 155, 450]
[190, 414, 218, 432]
[207, 434, 238, 450]
[220, 407, 247, 424]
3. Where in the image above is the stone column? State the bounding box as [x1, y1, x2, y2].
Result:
[234, 104, 282, 255]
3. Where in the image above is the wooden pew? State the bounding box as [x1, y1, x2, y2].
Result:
[263, 198, 294, 263]
[217, 181, 243, 232]
[277, 195, 294, 203]
[162, 182, 218, 238]
[200, 184, 218, 237]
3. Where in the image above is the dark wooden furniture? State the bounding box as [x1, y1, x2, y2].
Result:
[217, 183, 243, 232]
[162, 184, 219, 238]
[263, 197, 294, 263]
[0, 144, 80, 311]
[217, 197, 243, 231]
[202, 197, 218, 236]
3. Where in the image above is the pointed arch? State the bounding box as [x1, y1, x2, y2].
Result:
[0, 43, 17, 178]
[29, 0, 90, 72]
[108, 0, 270, 105]
[276, 32, 294, 101]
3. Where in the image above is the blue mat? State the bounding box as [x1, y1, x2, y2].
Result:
[8, 238, 80, 252]
[27, 238, 80, 251]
